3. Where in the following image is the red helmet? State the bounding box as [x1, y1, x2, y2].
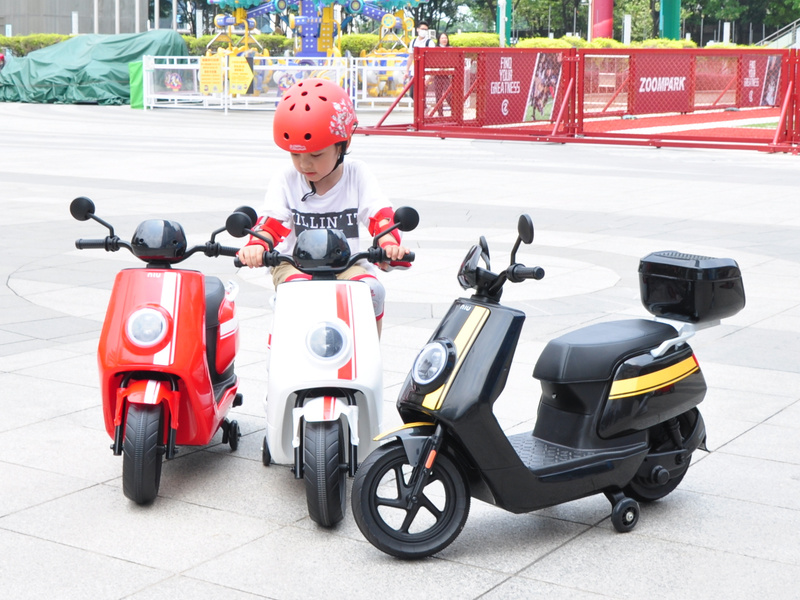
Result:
[273, 78, 357, 153]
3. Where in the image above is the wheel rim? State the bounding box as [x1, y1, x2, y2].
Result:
[367, 451, 460, 543]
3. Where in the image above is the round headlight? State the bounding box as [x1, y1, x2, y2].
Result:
[126, 308, 168, 347]
[411, 341, 455, 392]
[306, 322, 349, 361]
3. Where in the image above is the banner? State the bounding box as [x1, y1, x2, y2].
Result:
[476, 51, 563, 125]
[630, 54, 693, 115]
[739, 55, 782, 107]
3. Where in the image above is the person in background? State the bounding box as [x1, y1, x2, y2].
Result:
[433, 32, 451, 116]
[404, 21, 436, 99]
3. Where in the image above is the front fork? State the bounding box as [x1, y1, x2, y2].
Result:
[406, 424, 445, 510]
[112, 374, 180, 459]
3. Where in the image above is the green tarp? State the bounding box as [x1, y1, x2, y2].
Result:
[0, 30, 188, 104]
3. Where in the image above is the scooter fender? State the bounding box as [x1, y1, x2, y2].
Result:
[114, 379, 179, 428]
[375, 422, 437, 468]
[291, 397, 360, 448]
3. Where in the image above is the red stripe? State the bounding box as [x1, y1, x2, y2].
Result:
[336, 284, 354, 380]
[323, 396, 335, 420]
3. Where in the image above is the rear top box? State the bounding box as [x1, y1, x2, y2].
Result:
[639, 251, 745, 323]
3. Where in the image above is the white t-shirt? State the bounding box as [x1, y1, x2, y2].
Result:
[261, 159, 393, 256]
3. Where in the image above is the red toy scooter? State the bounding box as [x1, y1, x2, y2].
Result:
[70, 197, 249, 504]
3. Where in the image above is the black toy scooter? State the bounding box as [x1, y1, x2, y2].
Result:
[352, 214, 745, 559]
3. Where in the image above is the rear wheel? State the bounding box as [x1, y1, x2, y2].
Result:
[122, 403, 163, 504]
[624, 408, 699, 502]
[303, 420, 347, 527]
[352, 441, 470, 559]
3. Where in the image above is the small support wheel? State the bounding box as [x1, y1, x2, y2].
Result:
[611, 497, 640, 533]
[261, 435, 271, 466]
[228, 420, 240, 451]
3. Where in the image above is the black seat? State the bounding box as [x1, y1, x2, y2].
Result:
[204, 276, 227, 386]
[205, 276, 225, 329]
[533, 319, 678, 383]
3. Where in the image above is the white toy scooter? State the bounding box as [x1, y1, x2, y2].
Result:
[227, 207, 418, 526]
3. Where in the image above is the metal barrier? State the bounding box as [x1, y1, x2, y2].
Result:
[142, 54, 412, 112]
[362, 47, 800, 154]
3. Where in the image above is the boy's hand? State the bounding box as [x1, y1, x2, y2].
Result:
[237, 244, 265, 268]
[382, 243, 410, 262]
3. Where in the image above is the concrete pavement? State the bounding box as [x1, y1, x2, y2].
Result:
[1, 102, 799, 599]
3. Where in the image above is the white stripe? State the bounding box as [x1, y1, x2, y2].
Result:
[153, 272, 180, 366]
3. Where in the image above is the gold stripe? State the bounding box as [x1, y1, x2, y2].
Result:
[421, 306, 490, 411]
[373, 421, 435, 441]
[609, 356, 699, 400]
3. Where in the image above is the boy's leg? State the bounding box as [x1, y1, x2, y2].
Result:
[338, 266, 385, 334]
[272, 263, 309, 286]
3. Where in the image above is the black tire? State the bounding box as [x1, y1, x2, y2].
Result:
[262, 435, 271, 466]
[304, 420, 346, 527]
[351, 441, 470, 559]
[227, 420, 240, 452]
[624, 408, 699, 502]
[611, 497, 639, 533]
[122, 404, 163, 504]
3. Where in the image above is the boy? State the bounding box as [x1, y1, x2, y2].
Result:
[237, 78, 411, 330]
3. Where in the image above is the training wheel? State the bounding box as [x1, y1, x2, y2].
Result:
[262, 435, 271, 466]
[611, 497, 640, 533]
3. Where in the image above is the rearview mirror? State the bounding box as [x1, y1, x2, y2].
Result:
[393, 206, 419, 232]
[226, 211, 254, 238]
[517, 214, 534, 245]
[70, 197, 96, 221]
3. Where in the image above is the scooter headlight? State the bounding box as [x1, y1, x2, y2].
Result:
[306, 321, 349, 361]
[411, 341, 456, 393]
[126, 308, 168, 348]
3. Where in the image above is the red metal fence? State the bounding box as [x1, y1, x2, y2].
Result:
[362, 47, 800, 154]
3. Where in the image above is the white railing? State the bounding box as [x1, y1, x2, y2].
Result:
[142, 55, 414, 112]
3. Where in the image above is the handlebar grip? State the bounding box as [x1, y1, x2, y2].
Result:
[233, 257, 243, 268]
[218, 245, 240, 257]
[75, 239, 108, 250]
[508, 264, 545, 282]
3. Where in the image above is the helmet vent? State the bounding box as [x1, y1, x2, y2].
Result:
[304, 133, 312, 140]
[305, 103, 311, 111]
[319, 95, 327, 101]
[288, 103, 296, 111]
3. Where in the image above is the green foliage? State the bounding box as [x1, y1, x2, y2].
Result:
[633, 38, 698, 49]
[340, 34, 381, 56]
[561, 35, 588, 48]
[449, 32, 500, 47]
[515, 37, 572, 49]
[0, 33, 70, 57]
[589, 37, 625, 49]
[182, 34, 292, 56]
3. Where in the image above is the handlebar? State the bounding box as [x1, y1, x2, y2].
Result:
[233, 247, 415, 270]
[507, 264, 545, 282]
[76, 238, 111, 250]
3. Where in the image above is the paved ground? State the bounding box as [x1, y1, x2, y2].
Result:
[1, 102, 799, 600]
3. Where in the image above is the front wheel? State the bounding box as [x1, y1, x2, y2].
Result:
[352, 440, 470, 559]
[303, 420, 347, 527]
[122, 403, 164, 504]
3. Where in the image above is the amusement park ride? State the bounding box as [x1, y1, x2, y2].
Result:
[206, 0, 426, 98]
[208, 0, 421, 57]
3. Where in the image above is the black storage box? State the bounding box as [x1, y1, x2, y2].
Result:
[639, 251, 745, 323]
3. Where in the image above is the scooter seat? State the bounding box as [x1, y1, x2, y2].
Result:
[533, 319, 678, 383]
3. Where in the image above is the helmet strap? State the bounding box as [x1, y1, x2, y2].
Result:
[300, 141, 348, 202]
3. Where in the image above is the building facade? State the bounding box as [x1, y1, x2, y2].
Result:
[0, 0, 149, 36]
